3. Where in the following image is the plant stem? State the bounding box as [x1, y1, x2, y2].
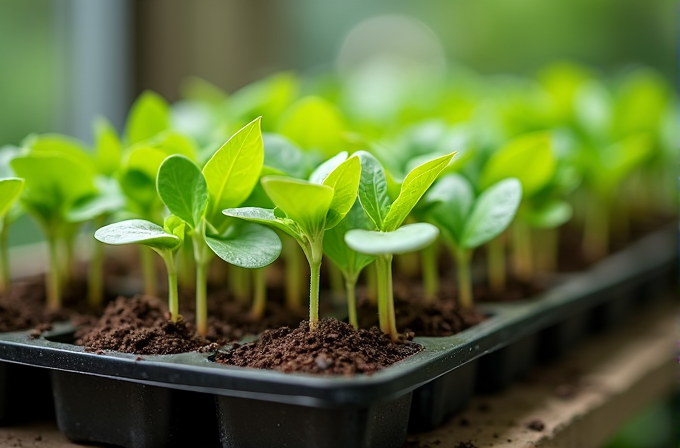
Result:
[487, 235, 506, 294]
[454, 249, 473, 310]
[160, 250, 179, 323]
[421, 243, 439, 302]
[512, 221, 533, 281]
[229, 266, 251, 303]
[345, 275, 358, 329]
[140, 246, 157, 297]
[177, 237, 196, 291]
[87, 217, 106, 310]
[375, 254, 398, 341]
[535, 229, 557, 273]
[46, 236, 61, 311]
[365, 261, 378, 305]
[583, 196, 609, 262]
[283, 237, 303, 309]
[0, 219, 9, 294]
[308, 258, 322, 330]
[195, 261, 208, 335]
[250, 268, 266, 320]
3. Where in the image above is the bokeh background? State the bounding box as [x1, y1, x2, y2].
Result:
[0, 0, 676, 445]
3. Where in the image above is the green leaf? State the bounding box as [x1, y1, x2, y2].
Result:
[124, 91, 170, 146]
[322, 155, 361, 229]
[309, 151, 348, 184]
[323, 200, 376, 278]
[0, 146, 21, 178]
[67, 177, 126, 222]
[163, 215, 187, 241]
[261, 176, 333, 237]
[522, 200, 572, 229]
[203, 117, 264, 224]
[382, 152, 455, 232]
[345, 223, 439, 255]
[277, 96, 346, 156]
[149, 131, 198, 161]
[94, 219, 181, 252]
[460, 178, 522, 249]
[93, 117, 122, 176]
[157, 155, 208, 228]
[600, 133, 653, 189]
[425, 174, 474, 245]
[0, 178, 24, 218]
[23, 133, 97, 176]
[263, 133, 308, 179]
[222, 206, 299, 239]
[206, 223, 282, 268]
[479, 132, 556, 197]
[355, 151, 391, 230]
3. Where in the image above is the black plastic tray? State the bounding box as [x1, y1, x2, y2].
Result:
[0, 227, 674, 448]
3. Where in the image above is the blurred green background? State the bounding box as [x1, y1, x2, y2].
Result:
[0, 1, 676, 444]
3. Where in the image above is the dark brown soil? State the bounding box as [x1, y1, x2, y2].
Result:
[76, 295, 219, 355]
[215, 318, 422, 375]
[526, 419, 545, 431]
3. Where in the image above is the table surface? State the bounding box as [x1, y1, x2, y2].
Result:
[0, 297, 676, 448]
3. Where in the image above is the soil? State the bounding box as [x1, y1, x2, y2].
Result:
[526, 419, 545, 431]
[215, 318, 423, 375]
[75, 295, 218, 355]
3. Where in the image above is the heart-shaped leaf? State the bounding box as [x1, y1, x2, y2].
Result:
[460, 178, 522, 249]
[355, 151, 391, 230]
[206, 223, 282, 268]
[203, 117, 264, 223]
[157, 155, 208, 229]
[345, 223, 439, 255]
[0, 178, 24, 218]
[382, 152, 455, 232]
[94, 219, 181, 252]
[322, 155, 361, 229]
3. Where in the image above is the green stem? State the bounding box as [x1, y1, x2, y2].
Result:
[195, 261, 208, 335]
[309, 258, 322, 330]
[583, 197, 609, 262]
[87, 217, 106, 309]
[365, 261, 378, 305]
[160, 250, 179, 323]
[177, 237, 196, 291]
[512, 221, 533, 281]
[284, 238, 303, 309]
[487, 236, 506, 294]
[536, 229, 557, 273]
[229, 266, 251, 303]
[0, 220, 9, 294]
[250, 268, 266, 320]
[140, 246, 157, 297]
[421, 243, 439, 302]
[454, 249, 473, 310]
[375, 254, 398, 341]
[345, 275, 358, 329]
[46, 236, 61, 311]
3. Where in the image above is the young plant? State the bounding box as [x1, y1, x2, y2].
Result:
[323, 200, 376, 328]
[344, 151, 455, 341]
[94, 218, 184, 322]
[0, 177, 25, 293]
[223, 152, 362, 330]
[425, 174, 522, 308]
[157, 118, 282, 335]
[11, 153, 96, 310]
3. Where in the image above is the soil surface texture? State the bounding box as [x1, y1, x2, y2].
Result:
[76, 295, 218, 355]
[215, 318, 422, 375]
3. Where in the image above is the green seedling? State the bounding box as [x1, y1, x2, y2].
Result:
[223, 152, 361, 330]
[95, 218, 184, 322]
[157, 118, 282, 335]
[323, 200, 376, 328]
[0, 177, 25, 293]
[425, 175, 522, 308]
[345, 151, 454, 341]
[11, 153, 96, 310]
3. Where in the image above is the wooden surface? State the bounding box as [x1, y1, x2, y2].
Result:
[0, 298, 676, 448]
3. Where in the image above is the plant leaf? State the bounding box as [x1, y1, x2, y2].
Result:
[355, 151, 391, 230]
[223, 207, 300, 239]
[277, 96, 346, 156]
[206, 223, 282, 268]
[345, 223, 439, 255]
[157, 155, 208, 228]
[203, 117, 264, 224]
[460, 178, 522, 249]
[323, 155, 362, 229]
[94, 219, 181, 252]
[124, 91, 170, 146]
[263, 133, 308, 179]
[425, 174, 474, 246]
[522, 199, 572, 229]
[94, 117, 122, 176]
[309, 151, 348, 184]
[67, 177, 126, 222]
[164, 215, 186, 241]
[23, 133, 97, 176]
[261, 176, 333, 237]
[382, 152, 455, 232]
[0, 178, 24, 218]
[323, 200, 376, 278]
[479, 132, 555, 197]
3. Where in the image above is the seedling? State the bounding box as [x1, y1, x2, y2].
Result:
[11, 153, 96, 310]
[425, 174, 522, 308]
[95, 217, 184, 322]
[157, 118, 282, 335]
[223, 151, 361, 330]
[0, 177, 25, 293]
[345, 151, 454, 341]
